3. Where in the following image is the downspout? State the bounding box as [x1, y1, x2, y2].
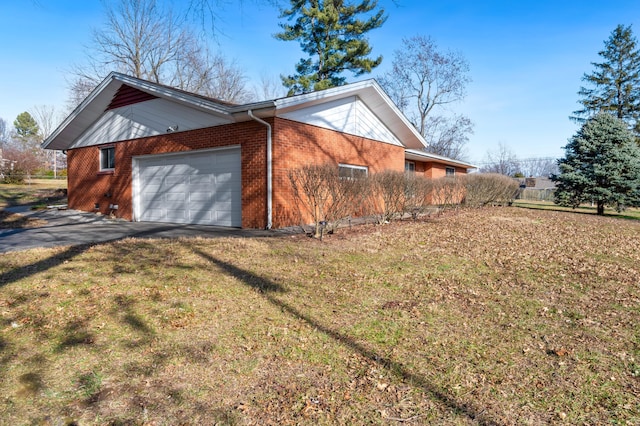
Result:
[247, 110, 272, 229]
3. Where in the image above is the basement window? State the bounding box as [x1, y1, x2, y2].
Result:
[100, 146, 115, 171]
[446, 167, 455, 176]
[339, 164, 368, 179]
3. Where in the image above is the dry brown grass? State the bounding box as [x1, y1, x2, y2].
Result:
[0, 207, 639, 425]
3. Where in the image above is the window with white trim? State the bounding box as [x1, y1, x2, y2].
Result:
[339, 164, 368, 179]
[100, 146, 115, 171]
[446, 167, 455, 176]
[405, 161, 415, 173]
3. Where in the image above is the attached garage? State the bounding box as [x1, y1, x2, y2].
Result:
[132, 147, 241, 227]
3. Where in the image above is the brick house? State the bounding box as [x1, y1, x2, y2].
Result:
[43, 72, 474, 229]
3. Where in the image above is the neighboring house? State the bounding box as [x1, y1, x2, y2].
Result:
[42, 72, 474, 229]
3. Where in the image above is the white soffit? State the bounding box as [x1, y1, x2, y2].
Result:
[72, 98, 233, 148]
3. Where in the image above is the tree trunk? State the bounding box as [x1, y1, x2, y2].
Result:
[597, 201, 605, 215]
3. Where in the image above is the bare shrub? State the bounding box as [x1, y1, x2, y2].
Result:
[403, 173, 435, 219]
[431, 176, 465, 210]
[461, 173, 520, 207]
[289, 163, 368, 237]
[370, 170, 406, 223]
[368, 171, 436, 223]
[324, 171, 370, 233]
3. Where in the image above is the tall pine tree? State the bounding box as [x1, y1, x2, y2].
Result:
[573, 25, 640, 134]
[13, 112, 40, 142]
[275, 0, 386, 95]
[553, 113, 640, 215]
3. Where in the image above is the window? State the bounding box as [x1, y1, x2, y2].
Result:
[100, 146, 115, 171]
[405, 161, 415, 173]
[339, 164, 368, 179]
[446, 167, 455, 177]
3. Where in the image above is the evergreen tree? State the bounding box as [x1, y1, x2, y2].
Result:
[275, 0, 386, 95]
[13, 111, 40, 142]
[573, 25, 640, 134]
[553, 113, 640, 215]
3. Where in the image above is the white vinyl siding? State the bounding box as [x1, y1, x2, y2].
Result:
[133, 147, 241, 226]
[73, 98, 233, 148]
[280, 96, 401, 146]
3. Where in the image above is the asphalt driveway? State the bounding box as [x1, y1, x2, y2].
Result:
[0, 206, 295, 253]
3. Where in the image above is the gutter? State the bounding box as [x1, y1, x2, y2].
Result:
[247, 110, 273, 230]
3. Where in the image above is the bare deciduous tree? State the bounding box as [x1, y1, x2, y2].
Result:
[31, 105, 66, 177]
[252, 72, 288, 101]
[423, 114, 473, 160]
[0, 118, 10, 145]
[518, 157, 559, 178]
[69, 0, 251, 105]
[481, 143, 521, 176]
[379, 35, 473, 160]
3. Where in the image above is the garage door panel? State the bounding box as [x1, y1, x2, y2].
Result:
[190, 175, 212, 184]
[136, 148, 241, 227]
[143, 209, 165, 220]
[165, 175, 188, 185]
[165, 193, 186, 202]
[144, 199, 168, 209]
[190, 191, 214, 201]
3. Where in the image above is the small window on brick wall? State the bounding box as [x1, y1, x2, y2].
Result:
[405, 161, 415, 173]
[100, 146, 115, 171]
[339, 164, 368, 179]
[446, 167, 455, 176]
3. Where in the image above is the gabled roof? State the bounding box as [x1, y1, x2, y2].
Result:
[42, 72, 428, 151]
[43, 72, 236, 150]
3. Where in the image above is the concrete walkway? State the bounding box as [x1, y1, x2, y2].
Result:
[0, 206, 298, 253]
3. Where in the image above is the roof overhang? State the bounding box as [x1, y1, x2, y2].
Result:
[405, 149, 477, 170]
[42, 72, 235, 150]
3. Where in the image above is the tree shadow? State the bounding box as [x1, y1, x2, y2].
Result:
[0, 244, 91, 289]
[55, 318, 95, 352]
[190, 246, 502, 426]
[111, 294, 156, 348]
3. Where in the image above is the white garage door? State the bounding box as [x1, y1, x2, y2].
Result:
[134, 148, 241, 226]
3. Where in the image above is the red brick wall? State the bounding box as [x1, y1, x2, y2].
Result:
[413, 161, 467, 179]
[67, 118, 426, 229]
[271, 118, 405, 227]
[67, 121, 268, 228]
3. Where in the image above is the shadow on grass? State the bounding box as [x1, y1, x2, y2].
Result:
[111, 294, 156, 348]
[55, 319, 95, 352]
[0, 244, 91, 290]
[191, 246, 502, 426]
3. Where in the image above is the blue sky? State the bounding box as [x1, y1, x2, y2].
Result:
[2, 0, 640, 163]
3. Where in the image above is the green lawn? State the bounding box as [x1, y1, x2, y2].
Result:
[1, 207, 639, 424]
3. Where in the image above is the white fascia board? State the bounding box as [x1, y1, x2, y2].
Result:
[229, 101, 277, 121]
[405, 149, 477, 169]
